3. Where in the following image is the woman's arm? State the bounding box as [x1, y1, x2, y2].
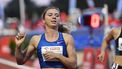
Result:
[57, 34, 77, 69]
[98, 28, 114, 62]
[15, 35, 38, 65]
[101, 28, 114, 53]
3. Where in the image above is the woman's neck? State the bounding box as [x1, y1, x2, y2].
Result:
[45, 26, 58, 37]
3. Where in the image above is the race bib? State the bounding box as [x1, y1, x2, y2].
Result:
[41, 46, 63, 61]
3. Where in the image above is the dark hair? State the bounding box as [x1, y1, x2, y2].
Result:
[42, 6, 60, 20]
[58, 24, 70, 33]
[42, 6, 69, 33]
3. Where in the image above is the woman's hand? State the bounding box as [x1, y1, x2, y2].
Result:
[44, 52, 60, 61]
[15, 32, 26, 48]
[98, 51, 105, 62]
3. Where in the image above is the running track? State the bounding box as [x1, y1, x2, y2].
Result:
[0, 53, 36, 69]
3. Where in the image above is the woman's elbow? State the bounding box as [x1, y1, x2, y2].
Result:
[70, 65, 77, 69]
[17, 61, 24, 65]
[16, 59, 25, 65]
[70, 61, 77, 69]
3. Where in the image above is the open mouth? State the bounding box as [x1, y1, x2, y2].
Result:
[51, 20, 57, 23]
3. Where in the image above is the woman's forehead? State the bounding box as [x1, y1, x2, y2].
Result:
[46, 9, 60, 14]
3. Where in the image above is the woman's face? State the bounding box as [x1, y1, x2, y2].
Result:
[44, 9, 60, 28]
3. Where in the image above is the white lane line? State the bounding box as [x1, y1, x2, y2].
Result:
[0, 58, 35, 69]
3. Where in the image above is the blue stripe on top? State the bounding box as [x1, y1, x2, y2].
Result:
[37, 32, 68, 68]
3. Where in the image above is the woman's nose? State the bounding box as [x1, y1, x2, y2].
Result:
[52, 16, 56, 19]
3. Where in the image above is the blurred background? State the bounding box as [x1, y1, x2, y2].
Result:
[0, 0, 122, 69]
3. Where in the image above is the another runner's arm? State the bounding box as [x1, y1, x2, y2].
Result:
[101, 28, 114, 52]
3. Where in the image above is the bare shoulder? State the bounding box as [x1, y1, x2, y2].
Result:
[30, 35, 42, 48]
[31, 35, 41, 39]
[62, 33, 74, 43]
[112, 27, 121, 31]
[111, 27, 120, 33]
[105, 27, 121, 39]
[62, 33, 73, 39]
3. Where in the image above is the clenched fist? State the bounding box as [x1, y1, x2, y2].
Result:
[15, 32, 26, 48]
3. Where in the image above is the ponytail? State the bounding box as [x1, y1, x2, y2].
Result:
[58, 24, 70, 33]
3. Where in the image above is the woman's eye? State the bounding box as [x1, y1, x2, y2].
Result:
[48, 13, 52, 16]
[56, 15, 59, 17]
[55, 14, 59, 17]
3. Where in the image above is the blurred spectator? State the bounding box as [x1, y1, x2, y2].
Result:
[0, 19, 3, 35]
[115, 0, 122, 19]
[24, 19, 32, 31]
[86, 0, 95, 9]
[32, 19, 44, 32]
[0, 4, 4, 35]
[0, 0, 12, 7]
[60, 12, 68, 24]
[68, 8, 81, 31]
[108, 14, 121, 26]
[6, 17, 18, 29]
[31, 0, 51, 7]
